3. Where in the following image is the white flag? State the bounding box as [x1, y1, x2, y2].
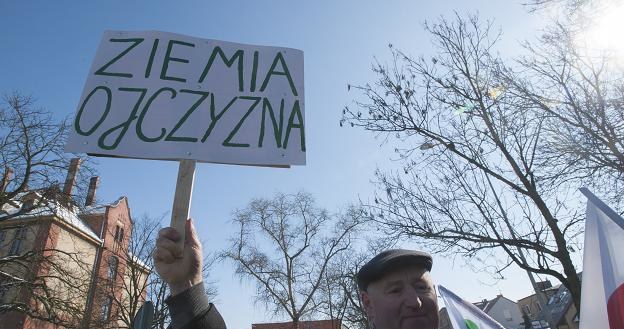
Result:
[438, 285, 505, 329]
[579, 188, 624, 329]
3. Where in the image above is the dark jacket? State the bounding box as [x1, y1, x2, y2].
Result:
[166, 283, 227, 329]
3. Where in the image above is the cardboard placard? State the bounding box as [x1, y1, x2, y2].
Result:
[66, 30, 305, 167]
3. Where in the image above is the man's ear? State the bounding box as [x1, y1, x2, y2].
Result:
[361, 290, 373, 317]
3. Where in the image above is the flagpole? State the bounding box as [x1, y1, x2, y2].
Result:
[580, 187, 624, 230]
[482, 174, 556, 329]
[515, 247, 556, 329]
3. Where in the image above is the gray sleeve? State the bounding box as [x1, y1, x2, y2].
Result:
[165, 282, 226, 329]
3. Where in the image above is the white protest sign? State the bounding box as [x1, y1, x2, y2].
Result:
[66, 30, 305, 167]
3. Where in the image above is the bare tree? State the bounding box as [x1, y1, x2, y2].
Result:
[523, 0, 591, 13]
[0, 92, 100, 327]
[315, 237, 395, 329]
[105, 215, 157, 329]
[522, 0, 623, 192]
[223, 192, 363, 327]
[0, 92, 94, 217]
[501, 23, 624, 206]
[343, 14, 585, 309]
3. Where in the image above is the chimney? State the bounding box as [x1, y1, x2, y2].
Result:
[63, 158, 81, 196]
[85, 176, 99, 206]
[537, 280, 552, 291]
[0, 167, 13, 193]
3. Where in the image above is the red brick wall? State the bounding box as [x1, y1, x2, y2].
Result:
[88, 197, 135, 327]
[82, 213, 105, 238]
[0, 197, 141, 328]
[1, 220, 60, 329]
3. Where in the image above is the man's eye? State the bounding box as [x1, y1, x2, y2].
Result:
[415, 284, 431, 291]
[388, 288, 402, 294]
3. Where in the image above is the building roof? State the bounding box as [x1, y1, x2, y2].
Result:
[517, 284, 560, 304]
[474, 296, 499, 313]
[82, 196, 127, 215]
[128, 252, 151, 273]
[0, 192, 128, 244]
[473, 294, 517, 313]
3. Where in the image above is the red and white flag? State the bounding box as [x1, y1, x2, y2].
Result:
[580, 188, 624, 329]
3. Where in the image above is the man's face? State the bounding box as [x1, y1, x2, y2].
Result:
[361, 265, 438, 329]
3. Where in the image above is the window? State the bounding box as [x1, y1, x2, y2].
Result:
[535, 301, 542, 312]
[547, 296, 556, 305]
[0, 275, 8, 301]
[9, 227, 26, 256]
[113, 225, 124, 242]
[0, 230, 6, 248]
[0, 285, 7, 301]
[101, 296, 112, 320]
[108, 256, 118, 279]
[522, 304, 531, 316]
[503, 309, 513, 321]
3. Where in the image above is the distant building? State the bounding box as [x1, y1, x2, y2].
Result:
[516, 277, 581, 329]
[544, 282, 579, 329]
[252, 319, 342, 329]
[439, 294, 523, 329]
[516, 280, 558, 329]
[0, 159, 149, 328]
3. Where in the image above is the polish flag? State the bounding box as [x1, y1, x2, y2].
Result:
[579, 188, 624, 329]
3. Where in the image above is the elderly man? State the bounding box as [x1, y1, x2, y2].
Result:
[357, 249, 439, 329]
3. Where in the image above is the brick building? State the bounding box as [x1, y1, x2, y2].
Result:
[517, 277, 581, 329]
[516, 280, 559, 329]
[543, 283, 579, 329]
[0, 159, 149, 328]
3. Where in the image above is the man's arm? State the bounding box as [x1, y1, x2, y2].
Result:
[154, 218, 226, 329]
[165, 282, 226, 329]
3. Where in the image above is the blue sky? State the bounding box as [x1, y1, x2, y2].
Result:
[1, 1, 557, 328]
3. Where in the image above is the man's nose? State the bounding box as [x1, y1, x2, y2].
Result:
[404, 288, 423, 309]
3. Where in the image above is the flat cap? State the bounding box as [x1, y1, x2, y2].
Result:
[357, 249, 432, 291]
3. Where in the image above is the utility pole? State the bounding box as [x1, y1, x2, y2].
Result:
[516, 248, 556, 329]
[481, 173, 556, 329]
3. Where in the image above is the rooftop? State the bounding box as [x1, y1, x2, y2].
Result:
[0, 192, 128, 244]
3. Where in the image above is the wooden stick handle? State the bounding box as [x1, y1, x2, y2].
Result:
[170, 159, 196, 249]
